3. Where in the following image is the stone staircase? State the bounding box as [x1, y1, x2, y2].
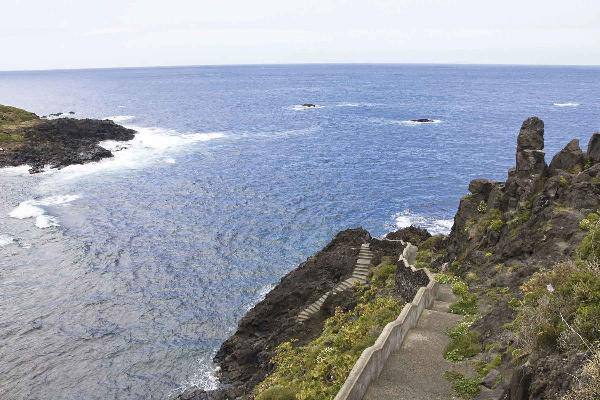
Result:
[297, 243, 373, 323]
[362, 284, 468, 400]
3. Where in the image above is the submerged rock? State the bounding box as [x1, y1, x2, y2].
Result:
[302, 103, 316, 108]
[410, 118, 435, 123]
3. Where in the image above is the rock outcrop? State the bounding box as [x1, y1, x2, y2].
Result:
[0, 105, 135, 173]
[445, 116, 600, 399]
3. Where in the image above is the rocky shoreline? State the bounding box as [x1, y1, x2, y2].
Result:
[178, 228, 432, 400]
[178, 117, 600, 400]
[0, 104, 135, 173]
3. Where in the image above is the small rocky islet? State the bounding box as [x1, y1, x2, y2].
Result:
[0, 104, 135, 173]
[179, 117, 600, 400]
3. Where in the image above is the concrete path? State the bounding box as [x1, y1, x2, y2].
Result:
[363, 284, 465, 400]
[297, 243, 372, 323]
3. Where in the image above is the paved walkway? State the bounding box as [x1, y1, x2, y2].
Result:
[297, 243, 372, 323]
[363, 284, 466, 400]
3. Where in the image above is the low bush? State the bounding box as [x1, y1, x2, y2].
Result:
[450, 280, 478, 316]
[562, 349, 600, 400]
[254, 289, 404, 399]
[371, 262, 397, 289]
[515, 260, 600, 352]
[445, 316, 482, 361]
[443, 371, 481, 399]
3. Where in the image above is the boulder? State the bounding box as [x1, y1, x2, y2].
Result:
[482, 368, 501, 388]
[549, 139, 584, 173]
[475, 387, 506, 400]
[469, 179, 496, 197]
[517, 117, 544, 152]
[586, 132, 600, 163]
[516, 150, 546, 175]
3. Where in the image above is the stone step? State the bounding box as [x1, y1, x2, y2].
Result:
[436, 285, 456, 303]
[431, 300, 452, 313]
[356, 259, 371, 265]
[359, 251, 373, 255]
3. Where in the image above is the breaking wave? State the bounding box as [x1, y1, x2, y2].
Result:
[393, 210, 453, 235]
[9, 194, 81, 229]
[553, 102, 579, 107]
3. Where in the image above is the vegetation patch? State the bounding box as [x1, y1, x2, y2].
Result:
[449, 280, 478, 316]
[0, 104, 38, 130]
[562, 349, 600, 400]
[515, 259, 600, 353]
[443, 371, 481, 399]
[254, 277, 405, 400]
[444, 316, 482, 361]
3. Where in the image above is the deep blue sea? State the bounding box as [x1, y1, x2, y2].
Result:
[0, 64, 599, 399]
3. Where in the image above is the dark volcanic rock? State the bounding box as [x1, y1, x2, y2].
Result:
[516, 117, 544, 152]
[385, 225, 431, 244]
[302, 103, 316, 108]
[0, 118, 135, 173]
[469, 179, 497, 197]
[410, 118, 435, 123]
[549, 139, 584, 173]
[211, 228, 369, 394]
[446, 117, 600, 399]
[395, 259, 429, 301]
[586, 132, 600, 163]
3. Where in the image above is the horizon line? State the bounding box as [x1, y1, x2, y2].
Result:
[1, 61, 600, 74]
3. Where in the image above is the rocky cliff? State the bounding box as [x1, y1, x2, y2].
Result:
[178, 117, 599, 400]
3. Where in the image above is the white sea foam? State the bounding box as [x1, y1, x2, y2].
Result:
[290, 104, 325, 111]
[9, 194, 81, 229]
[0, 165, 33, 176]
[106, 115, 135, 122]
[336, 102, 378, 107]
[32, 126, 226, 180]
[553, 102, 580, 107]
[393, 210, 453, 235]
[164, 158, 177, 164]
[0, 234, 15, 247]
[400, 119, 442, 126]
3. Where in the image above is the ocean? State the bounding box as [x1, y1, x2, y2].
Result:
[0, 64, 599, 399]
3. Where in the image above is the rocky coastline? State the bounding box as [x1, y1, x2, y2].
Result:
[0, 104, 135, 173]
[179, 117, 600, 400]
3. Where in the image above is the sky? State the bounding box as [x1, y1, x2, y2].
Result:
[1, 0, 599, 71]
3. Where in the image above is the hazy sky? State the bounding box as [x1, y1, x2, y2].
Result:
[2, 0, 599, 70]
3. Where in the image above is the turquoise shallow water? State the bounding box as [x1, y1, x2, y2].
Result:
[0, 64, 599, 399]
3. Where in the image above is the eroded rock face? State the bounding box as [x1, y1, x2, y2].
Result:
[446, 117, 600, 399]
[516, 117, 544, 152]
[549, 139, 584, 173]
[586, 132, 600, 162]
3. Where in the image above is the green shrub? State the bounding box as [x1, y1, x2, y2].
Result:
[515, 261, 600, 352]
[445, 316, 482, 361]
[559, 176, 569, 188]
[435, 273, 459, 284]
[256, 385, 297, 400]
[475, 354, 502, 377]
[371, 262, 397, 288]
[443, 371, 481, 399]
[254, 294, 404, 400]
[450, 280, 478, 316]
[579, 212, 600, 231]
[578, 219, 600, 262]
